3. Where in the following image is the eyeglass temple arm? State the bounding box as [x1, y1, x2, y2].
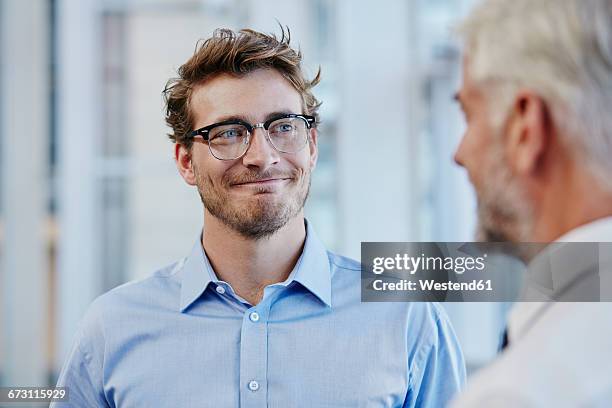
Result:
[190, 129, 209, 141]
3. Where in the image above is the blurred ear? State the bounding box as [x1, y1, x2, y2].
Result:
[506, 90, 552, 176]
[174, 143, 197, 186]
[308, 128, 319, 169]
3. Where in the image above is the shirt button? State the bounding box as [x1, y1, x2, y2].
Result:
[248, 380, 259, 392]
[249, 311, 260, 322]
[215, 285, 225, 294]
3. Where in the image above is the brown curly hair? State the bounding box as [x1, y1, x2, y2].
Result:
[163, 26, 321, 149]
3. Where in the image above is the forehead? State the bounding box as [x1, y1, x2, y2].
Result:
[190, 69, 303, 126]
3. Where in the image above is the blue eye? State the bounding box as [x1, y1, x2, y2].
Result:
[270, 121, 295, 135]
[279, 123, 294, 132]
[222, 130, 237, 138]
[210, 126, 246, 142]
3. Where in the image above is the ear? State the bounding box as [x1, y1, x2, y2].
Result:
[175, 143, 197, 186]
[308, 128, 319, 169]
[506, 90, 552, 176]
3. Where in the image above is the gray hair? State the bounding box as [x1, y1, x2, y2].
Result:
[457, 0, 612, 190]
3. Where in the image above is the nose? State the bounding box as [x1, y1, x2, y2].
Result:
[241, 128, 280, 169]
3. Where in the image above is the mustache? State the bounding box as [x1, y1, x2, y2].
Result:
[224, 169, 299, 186]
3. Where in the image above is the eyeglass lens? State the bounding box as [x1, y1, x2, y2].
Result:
[208, 117, 309, 160]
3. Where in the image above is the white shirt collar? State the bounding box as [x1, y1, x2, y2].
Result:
[508, 216, 612, 342]
[555, 216, 612, 242]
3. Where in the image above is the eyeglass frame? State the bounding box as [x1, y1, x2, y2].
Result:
[189, 113, 316, 161]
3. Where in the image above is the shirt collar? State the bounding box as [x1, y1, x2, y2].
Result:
[179, 237, 217, 312]
[179, 219, 332, 312]
[555, 215, 612, 242]
[290, 220, 333, 307]
[508, 216, 612, 342]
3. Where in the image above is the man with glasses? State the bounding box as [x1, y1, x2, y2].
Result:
[53, 27, 465, 407]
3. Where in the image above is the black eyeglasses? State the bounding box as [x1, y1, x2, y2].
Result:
[189, 113, 316, 160]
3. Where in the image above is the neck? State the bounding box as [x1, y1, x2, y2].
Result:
[531, 161, 612, 241]
[201, 211, 307, 305]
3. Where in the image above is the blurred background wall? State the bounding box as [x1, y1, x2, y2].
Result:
[0, 0, 508, 387]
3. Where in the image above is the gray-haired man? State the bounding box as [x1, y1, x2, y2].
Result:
[452, 0, 612, 406]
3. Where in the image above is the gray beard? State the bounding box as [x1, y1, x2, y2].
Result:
[475, 139, 534, 244]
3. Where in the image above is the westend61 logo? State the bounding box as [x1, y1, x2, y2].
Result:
[369, 252, 492, 294]
[371, 253, 487, 275]
[362, 243, 498, 301]
[361, 242, 612, 302]
[361, 242, 526, 302]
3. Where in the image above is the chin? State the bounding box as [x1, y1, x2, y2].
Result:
[476, 224, 513, 243]
[475, 206, 519, 242]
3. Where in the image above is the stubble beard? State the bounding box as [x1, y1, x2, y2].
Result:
[194, 164, 311, 240]
[475, 134, 534, 244]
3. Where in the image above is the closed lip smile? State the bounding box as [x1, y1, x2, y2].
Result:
[232, 178, 291, 187]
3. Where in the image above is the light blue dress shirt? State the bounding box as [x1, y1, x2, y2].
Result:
[53, 222, 465, 407]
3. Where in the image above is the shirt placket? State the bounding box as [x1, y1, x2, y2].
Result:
[239, 301, 270, 407]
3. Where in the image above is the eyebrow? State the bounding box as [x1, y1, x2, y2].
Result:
[264, 111, 296, 122]
[208, 114, 249, 125]
[453, 92, 466, 112]
[212, 111, 296, 125]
